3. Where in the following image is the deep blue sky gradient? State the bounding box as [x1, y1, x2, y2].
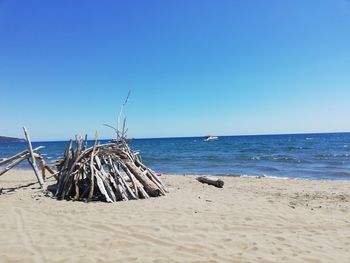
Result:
[1, 0, 350, 141]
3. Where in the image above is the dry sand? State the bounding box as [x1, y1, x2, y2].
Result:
[0, 169, 349, 263]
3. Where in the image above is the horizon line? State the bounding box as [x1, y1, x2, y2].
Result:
[29, 130, 350, 143]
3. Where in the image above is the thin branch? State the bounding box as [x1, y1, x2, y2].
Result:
[103, 124, 118, 133]
[117, 90, 131, 140]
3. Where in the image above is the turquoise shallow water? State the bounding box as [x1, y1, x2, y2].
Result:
[1, 133, 350, 180]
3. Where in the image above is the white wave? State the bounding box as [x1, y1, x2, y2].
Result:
[263, 175, 290, 180]
[240, 174, 289, 180]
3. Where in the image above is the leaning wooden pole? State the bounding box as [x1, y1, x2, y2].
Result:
[0, 153, 30, 176]
[23, 127, 44, 188]
[0, 146, 44, 166]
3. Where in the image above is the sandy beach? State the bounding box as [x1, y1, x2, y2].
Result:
[0, 169, 349, 263]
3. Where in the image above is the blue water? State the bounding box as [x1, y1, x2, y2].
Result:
[1, 133, 350, 180]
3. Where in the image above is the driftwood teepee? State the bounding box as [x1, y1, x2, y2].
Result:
[54, 92, 167, 202]
[54, 133, 167, 202]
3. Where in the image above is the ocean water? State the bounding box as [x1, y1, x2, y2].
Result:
[1, 133, 349, 180]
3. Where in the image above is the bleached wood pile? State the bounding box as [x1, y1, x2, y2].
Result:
[54, 134, 167, 202]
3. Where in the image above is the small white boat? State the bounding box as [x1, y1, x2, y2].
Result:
[204, 135, 218, 142]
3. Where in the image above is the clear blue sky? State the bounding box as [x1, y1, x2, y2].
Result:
[0, 0, 349, 141]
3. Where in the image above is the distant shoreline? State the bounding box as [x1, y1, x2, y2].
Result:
[0, 136, 25, 143]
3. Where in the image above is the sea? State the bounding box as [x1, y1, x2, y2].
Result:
[1, 133, 350, 180]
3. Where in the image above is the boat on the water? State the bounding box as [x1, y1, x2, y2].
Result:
[204, 135, 219, 142]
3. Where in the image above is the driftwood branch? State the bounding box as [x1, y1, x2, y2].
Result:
[196, 176, 224, 188]
[0, 147, 46, 177]
[0, 146, 44, 166]
[0, 153, 30, 176]
[117, 90, 131, 140]
[23, 127, 44, 188]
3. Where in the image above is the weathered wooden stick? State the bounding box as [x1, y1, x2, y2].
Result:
[94, 169, 114, 202]
[110, 159, 136, 200]
[125, 162, 160, 197]
[73, 170, 81, 200]
[146, 172, 166, 195]
[61, 138, 83, 199]
[117, 182, 129, 201]
[95, 158, 117, 202]
[55, 140, 72, 197]
[44, 165, 57, 180]
[0, 146, 44, 166]
[83, 134, 88, 150]
[23, 127, 44, 188]
[117, 90, 131, 140]
[35, 155, 46, 181]
[196, 176, 224, 188]
[102, 167, 122, 200]
[135, 178, 150, 199]
[135, 159, 167, 190]
[120, 163, 139, 199]
[88, 131, 98, 200]
[0, 153, 30, 176]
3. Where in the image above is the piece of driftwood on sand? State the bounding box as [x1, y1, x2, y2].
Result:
[196, 176, 224, 188]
